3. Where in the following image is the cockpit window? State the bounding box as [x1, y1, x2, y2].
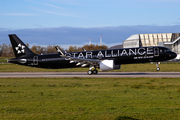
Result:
[164, 49, 171, 52]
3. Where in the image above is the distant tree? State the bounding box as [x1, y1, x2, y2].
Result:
[26, 43, 30, 48]
[0, 43, 108, 57]
[77, 47, 83, 52]
[7, 44, 14, 57]
[30, 45, 63, 55]
[82, 44, 108, 51]
[46, 45, 57, 54]
[31, 45, 37, 54]
[67, 44, 108, 52]
[0, 44, 14, 57]
[83, 44, 95, 51]
[46, 45, 63, 54]
[68, 46, 78, 52]
[96, 45, 108, 50]
[0, 44, 7, 56]
[31, 45, 44, 55]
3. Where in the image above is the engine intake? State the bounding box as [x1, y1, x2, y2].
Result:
[99, 60, 120, 71]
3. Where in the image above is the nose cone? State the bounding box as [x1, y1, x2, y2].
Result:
[171, 52, 177, 59]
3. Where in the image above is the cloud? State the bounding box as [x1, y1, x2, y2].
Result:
[42, 2, 64, 9]
[25, 0, 86, 19]
[28, 6, 84, 18]
[1, 25, 180, 49]
[0, 13, 36, 16]
[38, 9, 75, 17]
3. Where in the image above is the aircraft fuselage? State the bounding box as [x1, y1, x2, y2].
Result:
[8, 46, 177, 69]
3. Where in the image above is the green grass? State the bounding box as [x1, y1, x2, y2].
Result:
[0, 77, 180, 120]
[0, 57, 11, 63]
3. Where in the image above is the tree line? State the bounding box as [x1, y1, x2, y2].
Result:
[0, 43, 108, 57]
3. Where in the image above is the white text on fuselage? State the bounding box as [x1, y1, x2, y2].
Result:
[65, 47, 155, 59]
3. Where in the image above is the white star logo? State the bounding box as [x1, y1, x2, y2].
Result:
[15, 44, 25, 54]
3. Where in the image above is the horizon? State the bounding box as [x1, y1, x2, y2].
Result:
[1, 25, 180, 49]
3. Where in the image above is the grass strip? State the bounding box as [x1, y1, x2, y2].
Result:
[0, 77, 180, 120]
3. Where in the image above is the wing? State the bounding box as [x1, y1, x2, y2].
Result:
[55, 46, 99, 67]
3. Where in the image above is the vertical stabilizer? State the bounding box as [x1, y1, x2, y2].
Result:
[9, 34, 35, 58]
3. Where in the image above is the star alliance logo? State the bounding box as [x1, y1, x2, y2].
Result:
[15, 44, 25, 54]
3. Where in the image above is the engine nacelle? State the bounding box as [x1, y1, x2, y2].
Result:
[99, 60, 120, 71]
[18, 59, 27, 64]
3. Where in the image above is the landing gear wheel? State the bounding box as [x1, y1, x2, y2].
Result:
[157, 67, 160, 71]
[87, 70, 93, 75]
[156, 62, 160, 71]
[92, 70, 98, 74]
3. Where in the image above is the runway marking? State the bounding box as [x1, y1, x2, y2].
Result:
[0, 72, 180, 78]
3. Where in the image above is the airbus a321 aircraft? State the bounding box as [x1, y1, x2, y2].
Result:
[8, 34, 177, 75]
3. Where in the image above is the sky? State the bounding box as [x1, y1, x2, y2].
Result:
[1, 0, 180, 48]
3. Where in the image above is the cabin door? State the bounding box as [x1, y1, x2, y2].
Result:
[154, 48, 159, 56]
[33, 56, 38, 65]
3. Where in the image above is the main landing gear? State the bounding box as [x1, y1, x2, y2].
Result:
[156, 62, 160, 71]
[87, 65, 98, 75]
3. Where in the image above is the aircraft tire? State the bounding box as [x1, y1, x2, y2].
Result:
[93, 70, 98, 74]
[157, 67, 160, 71]
[87, 70, 93, 75]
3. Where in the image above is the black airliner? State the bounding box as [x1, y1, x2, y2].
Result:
[8, 34, 177, 75]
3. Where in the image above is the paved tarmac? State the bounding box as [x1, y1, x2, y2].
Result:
[0, 72, 180, 78]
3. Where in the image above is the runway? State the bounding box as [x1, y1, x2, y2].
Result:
[0, 72, 180, 78]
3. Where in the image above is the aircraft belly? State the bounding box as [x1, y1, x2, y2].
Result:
[38, 61, 77, 69]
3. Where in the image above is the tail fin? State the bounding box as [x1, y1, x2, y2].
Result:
[9, 34, 36, 58]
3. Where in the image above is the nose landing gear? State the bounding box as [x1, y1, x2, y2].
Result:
[156, 62, 160, 71]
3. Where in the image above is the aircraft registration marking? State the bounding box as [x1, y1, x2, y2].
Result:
[134, 56, 154, 59]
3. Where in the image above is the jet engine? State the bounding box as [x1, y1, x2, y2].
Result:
[99, 60, 120, 71]
[18, 59, 27, 64]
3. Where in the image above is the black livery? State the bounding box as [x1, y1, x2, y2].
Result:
[8, 34, 177, 75]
